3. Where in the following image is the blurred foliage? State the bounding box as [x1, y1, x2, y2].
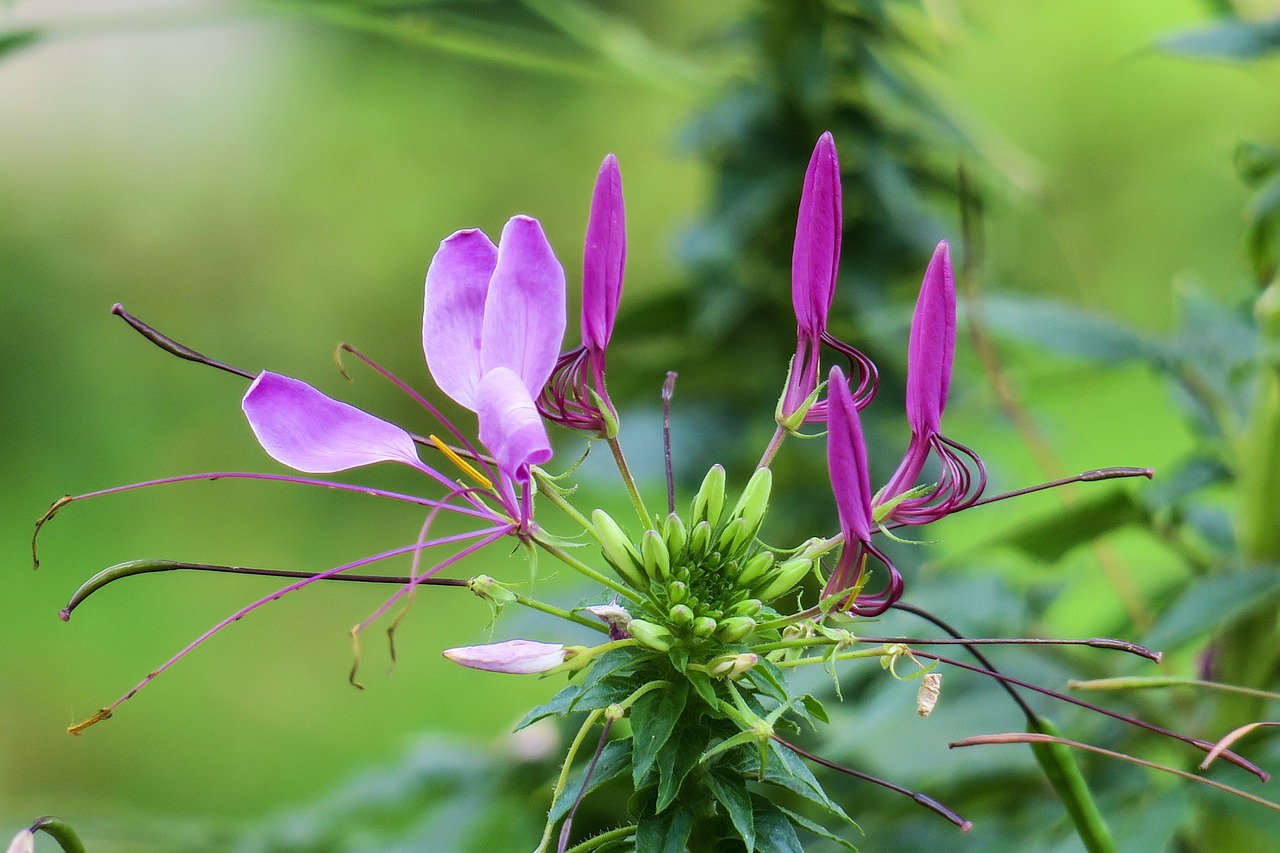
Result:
[1159, 15, 1280, 61]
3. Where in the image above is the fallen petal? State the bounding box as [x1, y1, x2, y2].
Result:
[443, 639, 567, 674]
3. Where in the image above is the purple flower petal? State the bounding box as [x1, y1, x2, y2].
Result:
[792, 132, 842, 337]
[243, 372, 426, 474]
[477, 366, 553, 485]
[581, 154, 626, 352]
[443, 638, 566, 674]
[827, 365, 873, 543]
[424, 228, 498, 410]
[905, 241, 955, 436]
[480, 215, 567, 397]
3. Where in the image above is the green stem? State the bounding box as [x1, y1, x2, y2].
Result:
[563, 825, 637, 853]
[1071, 676, 1280, 702]
[606, 436, 651, 527]
[535, 708, 607, 853]
[772, 647, 887, 667]
[534, 469, 595, 532]
[533, 534, 645, 605]
[510, 590, 611, 634]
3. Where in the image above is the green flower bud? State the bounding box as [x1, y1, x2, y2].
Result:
[628, 619, 674, 652]
[707, 652, 759, 679]
[592, 509, 645, 590]
[668, 604, 695, 626]
[661, 512, 687, 558]
[736, 551, 774, 586]
[691, 616, 717, 638]
[641, 529, 671, 580]
[715, 616, 756, 642]
[691, 464, 726, 527]
[717, 517, 748, 556]
[730, 467, 772, 536]
[754, 557, 812, 602]
[688, 520, 713, 557]
[668, 580, 689, 603]
[730, 598, 763, 617]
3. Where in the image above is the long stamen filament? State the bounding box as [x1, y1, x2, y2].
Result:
[429, 434, 493, 488]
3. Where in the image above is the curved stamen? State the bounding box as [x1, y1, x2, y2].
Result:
[538, 346, 613, 434]
[821, 540, 904, 617]
[882, 434, 987, 525]
[802, 332, 878, 424]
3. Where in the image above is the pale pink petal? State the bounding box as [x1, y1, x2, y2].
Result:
[243, 372, 425, 474]
[443, 639, 566, 674]
[5, 831, 33, 853]
[581, 154, 626, 352]
[477, 366, 553, 484]
[827, 366, 873, 543]
[480, 215, 567, 396]
[792, 132, 842, 337]
[905, 241, 955, 435]
[424, 228, 498, 410]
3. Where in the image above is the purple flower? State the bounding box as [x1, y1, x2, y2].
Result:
[539, 154, 626, 437]
[777, 133, 877, 429]
[823, 365, 902, 615]
[876, 241, 985, 523]
[443, 639, 568, 674]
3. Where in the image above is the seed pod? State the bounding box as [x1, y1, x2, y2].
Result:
[641, 530, 672, 580]
[628, 619, 674, 652]
[754, 557, 812, 602]
[661, 512, 687, 558]
[717, 517, 747, 556]
[691, 465, 727, 527]
[730, 467, 773, 537]
[668, 580, 689, 603]
[668, 604, 694, 626]
[715, 616, 756, 642]
[688, 520, 713, 557]
[691, 616, 717, 638]
[592, 509, 645, 590]
[736, 551, 774, 586]
[917, 672, 942, 717]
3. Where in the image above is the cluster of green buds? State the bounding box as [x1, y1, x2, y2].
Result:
[591, 465, 814, 654]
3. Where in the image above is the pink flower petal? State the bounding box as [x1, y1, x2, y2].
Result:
[792, 132, 842, 337]
[477, 366, 553, 485]
[243, 372, 426, 474]
[905, 241, 955, 436]
[480, 215, 567, 397]
[443, 638, 566, 674]
[581, 154, 626, 352]
[424, 228, 498, 410]
[827, 365, 873, 543]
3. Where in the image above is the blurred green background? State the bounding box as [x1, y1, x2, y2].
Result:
[2, 0, 1280, 848]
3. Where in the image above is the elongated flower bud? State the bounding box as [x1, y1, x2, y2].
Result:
[730, 467, 773, 538]
[737, 551, 775, 586]
[592, 509, 645, 589]
[717, 517, 747, 556]
[755, 557, 812, 602]
[730, 598, 763, 617]
[691, 464, 727, 527]
[688, 520, 713, 557]
[443, 639, 567, 674]
[661, 512, 687, 558]
[715, 616, 757, 643]
[707, 652, 759, 679]
[628, 619, 674, 652]
[641, 529, 671, 580]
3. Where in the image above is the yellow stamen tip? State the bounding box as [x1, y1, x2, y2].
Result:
[429, 435, 493, 489]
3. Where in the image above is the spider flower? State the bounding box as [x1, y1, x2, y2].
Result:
[777, 133, 876, 430]
[539, 154, 626, 437]
[875, 241, 985, 523]
[823, 365, 902, 615]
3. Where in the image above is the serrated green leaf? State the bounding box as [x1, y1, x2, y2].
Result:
[708, 771, 756, 852]
[549, 739, 632, 823]
[1144, 567, 1280, 649]
[989, 490, 1147, 563]
[752, 796, 805, 853]
[656, 724, 709, 813]
[775, 804, 859, 851]
[1158, 19, 1280, 61]
[634, 805, 694, 853]
[1029, 716, 1118, 853]
[632, 680, 689, 786]
[798, 694, 829, 725]
[744, 656, 789, 703]
[974, 295, 1168, 365]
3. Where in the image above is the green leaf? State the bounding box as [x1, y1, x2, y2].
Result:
[775, 804, 859, 851]
[634, 805, 695, 853]
[631, 680, 689, 786]
[744, 657, 789, 703]
[549, 739, 632, 823]
[752, 797, 805, 853]
[686, 668, 719, 707]
[708, 771, 756, 852]
[0, 29, 38, 62]
[514, 647, 647, 730]
[1158, 19, 1280, 61]
[656, 724, 710, 813]
[990, 490, 1148, 563]
[796, 694, 829, 726]
[516, 681, 582, 731]
[1028, 716, 1118, 853]
[1144, 567, 1280, 650]
[1236, 141, 1280, 187]
[974, 295, 1169, 365]
[729, 742, 856, 827]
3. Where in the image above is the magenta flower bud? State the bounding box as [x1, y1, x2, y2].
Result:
[442, 639, 568, 674]
[582, 153, 626, 354]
